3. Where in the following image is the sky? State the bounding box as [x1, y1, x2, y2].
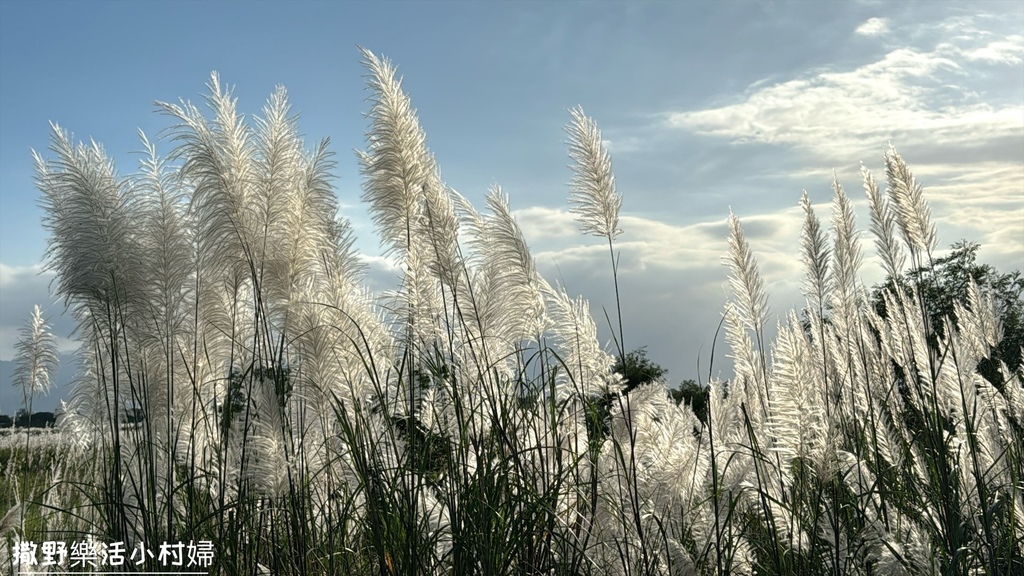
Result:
[0, 0, 1022, 413]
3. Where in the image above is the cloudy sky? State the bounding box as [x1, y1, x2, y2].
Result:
[1, 0, 1022, 412]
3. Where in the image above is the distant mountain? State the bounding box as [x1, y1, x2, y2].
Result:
[0, 352, 78, 417]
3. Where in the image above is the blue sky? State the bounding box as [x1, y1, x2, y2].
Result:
[1, 0, 1022, 412]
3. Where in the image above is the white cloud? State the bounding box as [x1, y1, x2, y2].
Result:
[513, 206, 583, 240]
[0, 262, 46, 287]
[964, 36, 1024, 65]
[357, 253, 401, 272]
[659, 15, 1023, 279]
[665, 43, 1023, 163]
[601, 136, 643, 154]
[855, 17, 889, 36]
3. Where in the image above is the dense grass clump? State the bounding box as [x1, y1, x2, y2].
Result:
[2, 49, 1021, 575]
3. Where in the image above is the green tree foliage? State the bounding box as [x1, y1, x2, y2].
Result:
[670, 379, 709, 424]
[614, 346, 667, 394]
[871, 240, 1024, 389]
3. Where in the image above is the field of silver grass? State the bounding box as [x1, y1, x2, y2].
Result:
[2, 49, 1022, 575]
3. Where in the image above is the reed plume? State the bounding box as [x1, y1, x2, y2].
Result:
[13, 305, 60, 414]
[566, 106, 626, 361]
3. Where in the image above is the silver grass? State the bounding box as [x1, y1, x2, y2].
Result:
[135, 132, 194, 335]
[62, 334, 119, 433]
[862, 162, 906, 280]
[878, 287, 932, 402]
[543, 281, 619, 400]
[255, 89, 345, 309]
[566, 106, 622, 241]
[442, 187, 545, 383]
[726, 212, 769, 333]
[159, 72, 257, 283]
[799, 190, 831, 313]
[36, 124, 144, 313]
[854, 334, 903, 468]
[133, 132, 194, 436]
[707, 378, 750, 473]
[599, 383, 708, 574]
[954, 278, 1001, 363]
[244, 374, 290, 497]
[826, 297, 874, 420]
[293, 278, 396, 415]
[998, 359, 1024, 426]
[0, 504, 24, 541]
[358, 49, 457, 416]
[817, 509, 854, 573]
[419, 179, 463, 290]
[24, 51, 1024, 573]
[722, 303, 768, 427]
[481, 187, 547, 341]
[454, 194, 540, 398]
[607, 383, 707, 512]
[253, 84, 311, 316]
[828, 175, 863, 333]
[450, 190, 492, 322]
[769, 312, 833, 473]
[724, 213, 770, 425]
[827, 177, 865, 422]
[941, 288, 1010, 480]
[13, 305, 60, 408]
[383, 236, 444, 347]
[357, 47, 436, 258]
[322, 215, 365, 285]
[884, 144, 937, 257]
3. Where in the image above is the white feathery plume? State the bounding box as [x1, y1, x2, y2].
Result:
[726, 212, 769, 333]
[858, 304, 908, 468]
[135, 131, 194, 332]
[598, 382, 710, 570]
[134, 132, 195, 432]
[799, 190, 831, 314]
[543, 281, 619, 400]
[158, 72, 256, 283]
[827, 176, 864, 420]
[722, 304, 767, 426]
[291, 248, 393, 412]
[13, 305, 60, 410]
[244, 373, 290, 498]
[357, 47, 435, 258]
[36, 124, 144, 313]
[482, 187, 547, 342]
[322, 216, 365, 285]
[883, 144, 936, 257]
[828, 175, 863, 331]
[63, 330, 125, 432]
[383, 236, 444, 345]
[998, 360, 1024, 435]
[724, 212, 769, 423]
[769, 312, 833, 473]
[258, 88, 344, 333]
[358, 48, 454, 412]
[953, 278, 1002, 365]
[449, 189, 492, 324]
[419, 178, 463, 290]
[253, 84, 309, 314]
[707, 378, 750, 474]
[862, 162, 905, 280]
[158, 78, 260, 427]
[566, 106, 622, 241]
